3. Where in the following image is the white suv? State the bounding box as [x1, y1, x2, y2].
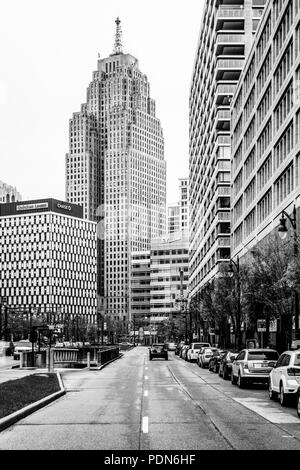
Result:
[187, 342, 211, 362]
[269, 350, 300, 406]
[231, 348, 279, 388]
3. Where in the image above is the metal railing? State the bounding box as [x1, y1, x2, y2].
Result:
[97, 347, 120, 367]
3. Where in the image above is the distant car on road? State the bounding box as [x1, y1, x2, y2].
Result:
[269, 350, 300, 406]
[231, 348, 279, 388]
[167, 342, 176, 351]
[149, 344, 168, 361]
[218, 351, 238, 380]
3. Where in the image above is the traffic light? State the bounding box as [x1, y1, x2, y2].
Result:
[29, 327, 38, 343]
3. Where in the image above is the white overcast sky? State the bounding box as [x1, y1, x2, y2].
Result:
[0, 0, 204, 204]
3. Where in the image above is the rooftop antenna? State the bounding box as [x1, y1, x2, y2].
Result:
[114, 17, 123, 55]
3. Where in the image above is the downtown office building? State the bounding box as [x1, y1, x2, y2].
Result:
[231, 0, 300, 258]
[66, 20, 166, 324]
[0, 180, 22, 204]
[189, 0, 266, 303]
[167, 178, 189, 235]
[0, 199, 97, 324]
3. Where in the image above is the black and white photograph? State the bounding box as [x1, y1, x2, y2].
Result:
[1, 0, 300, 457]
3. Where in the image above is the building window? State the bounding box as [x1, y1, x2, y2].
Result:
[245, 208, 256, 238]
[274, 121, 294, 169]
[275, 164, 294, 205]
[257, 189, 272, 224]
[258, 153, 272, 192]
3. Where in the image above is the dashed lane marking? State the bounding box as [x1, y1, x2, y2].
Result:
[142, 416, 149, 433]
[145, 375, 148, 380]
[144, 390, 149, 397]
[233, 397, 300, 424]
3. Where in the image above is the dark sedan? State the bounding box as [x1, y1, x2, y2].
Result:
[208, 349, 226, 373]
[149, 344, 168, 361]
[218, 351, 238, 379]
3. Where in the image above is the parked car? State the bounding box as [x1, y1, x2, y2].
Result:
[149, 343, 168, 361]
[187, 342, 211, 362]
[269, 350, 300, 406]
[231, 348, 279, 388]
[175, 343, 183, 355]
[208, 349, 226, 373]
[197, 347, 219, 368]
[167, 342, 176, 351]
[181, 345, 190, 360]
[219, 351, 238, 379]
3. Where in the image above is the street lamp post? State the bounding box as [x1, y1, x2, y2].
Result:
[230, 256, 242, 350]
[133, 314, 136, 346]
[278, 205, 300, 345]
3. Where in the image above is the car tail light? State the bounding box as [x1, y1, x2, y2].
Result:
[191, 350, 194, 353]
[242, 363, 249, 370]
[287, 368, 300, 376]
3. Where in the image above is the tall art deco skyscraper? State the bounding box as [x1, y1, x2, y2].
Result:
[66, 19, 166, 324]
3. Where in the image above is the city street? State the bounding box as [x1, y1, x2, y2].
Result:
[0, 347, 300, 450]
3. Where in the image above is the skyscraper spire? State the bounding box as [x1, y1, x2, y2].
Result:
[113, 17, 123, 55]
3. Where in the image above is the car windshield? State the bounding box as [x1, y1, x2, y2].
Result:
[248, 351, 278, 360]
[294, 354, 300, 366]
[193, 343, 204, 349]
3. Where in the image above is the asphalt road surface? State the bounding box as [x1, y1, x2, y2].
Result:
[1, 347, 300, 450]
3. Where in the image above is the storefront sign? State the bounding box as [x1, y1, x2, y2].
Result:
[16, 202, 48, 211]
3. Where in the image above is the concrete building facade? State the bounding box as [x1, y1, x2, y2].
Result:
[150, 233, 189, 321]
[231, 0, 300, 258]
[0, 199, 97, 324]
[167, 178, 189, 235]
[189, 0, 266, 303]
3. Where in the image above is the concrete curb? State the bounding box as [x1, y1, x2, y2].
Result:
[90, 353, 123, 370]
[0, 371, 66, 433]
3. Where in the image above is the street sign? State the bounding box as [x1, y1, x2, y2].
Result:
[257, 319, 266, 332]
[269, 320, 277, 333]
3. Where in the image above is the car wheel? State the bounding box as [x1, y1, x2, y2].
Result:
[237, 373, 245, 388]
[268, 380, 277, 400]
[297, 391, 300, 418]
[149, 356, 152, 361]
[165, 356, 168, 361]
[231, 371, 237, 385]
[279, 383, 289, 407]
